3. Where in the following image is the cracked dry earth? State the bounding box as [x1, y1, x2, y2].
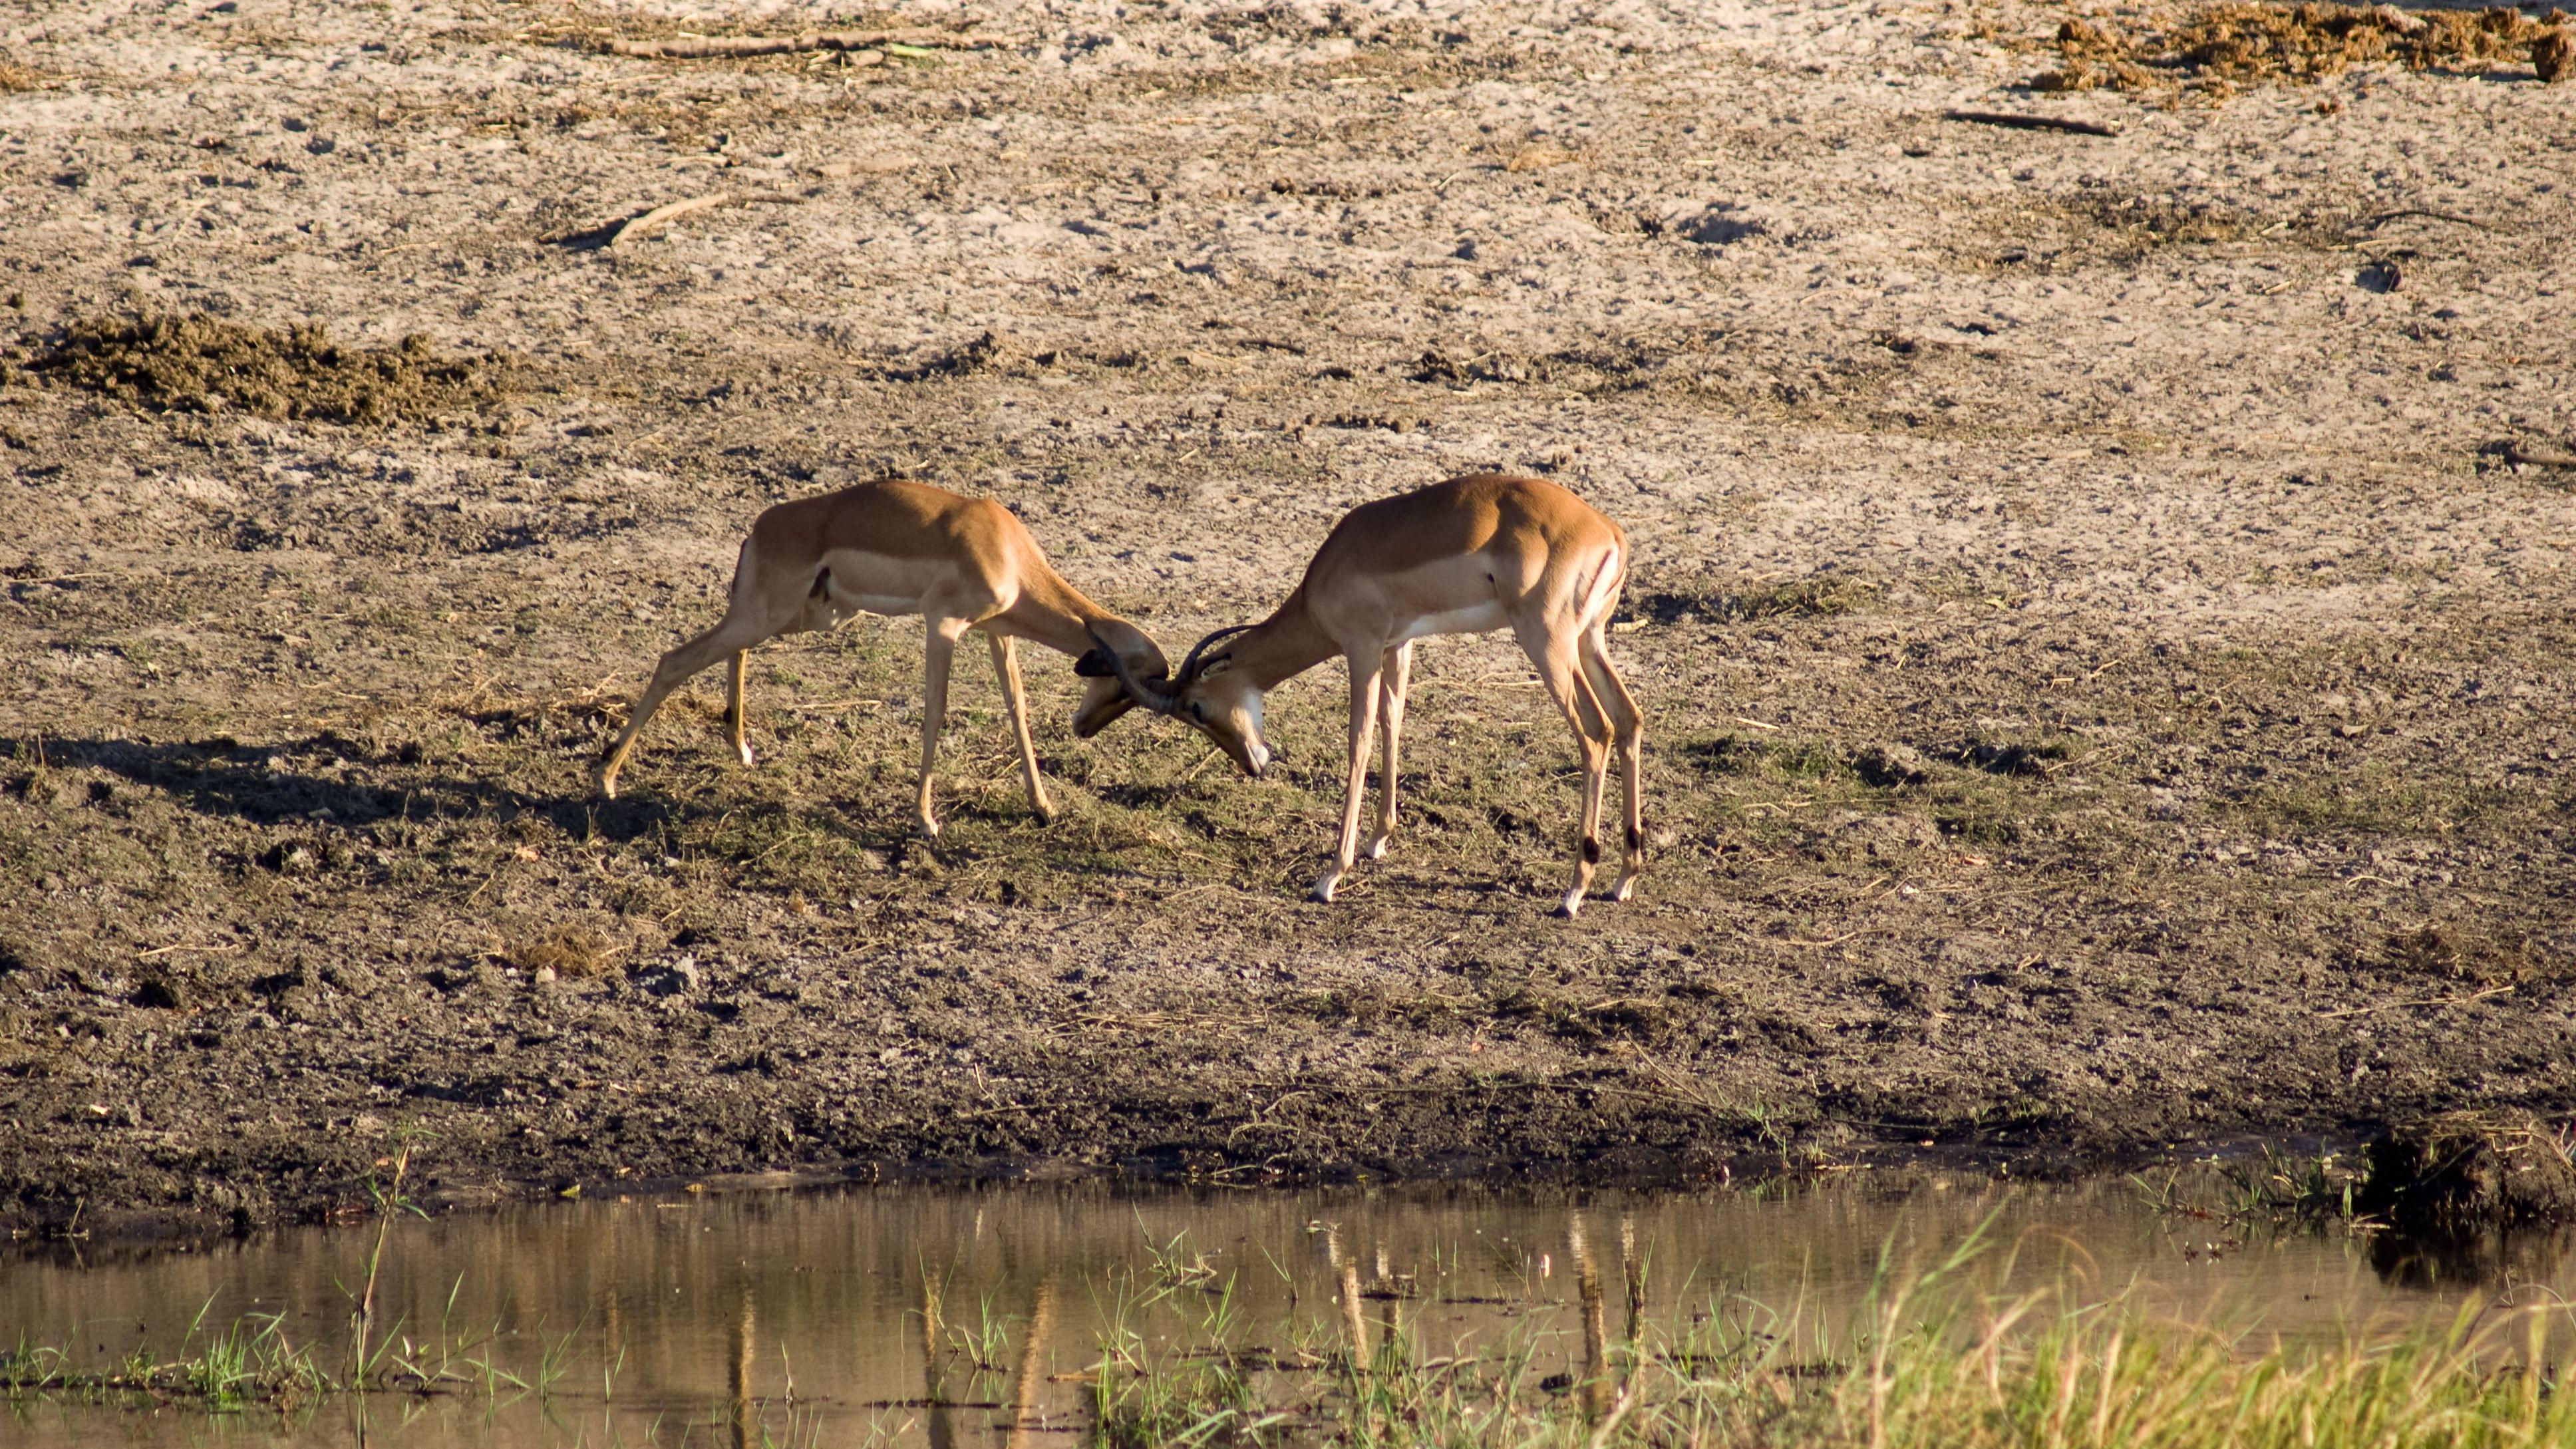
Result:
[1, 0, 2574, 1235]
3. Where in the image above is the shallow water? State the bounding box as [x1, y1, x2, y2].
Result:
[0, 1175, 2563, 1446]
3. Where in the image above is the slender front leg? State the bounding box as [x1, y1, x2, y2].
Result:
[915, 617, 967, 838]
[988, 633, 1053, 823]
[1313, 653, 1384, 904]
[1363, 641, 1412, 861]
[599, 615, 767, 799]
[724, 649, 755, 767]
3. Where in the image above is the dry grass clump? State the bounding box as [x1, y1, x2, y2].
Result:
[2036, 3, 2573, 96]
[0, 62, 52, 92]
[2539, 24, 2575, 79]
[496, 925, 621, 979]
[22, 313, 516, 425]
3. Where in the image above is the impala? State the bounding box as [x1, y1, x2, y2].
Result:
[1098, 473, 1644, 915]
[596, 478, 1169, 836]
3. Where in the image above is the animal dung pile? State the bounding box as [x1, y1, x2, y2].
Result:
[21, 312, 516, 425]
[2034, 3, 2575, 95]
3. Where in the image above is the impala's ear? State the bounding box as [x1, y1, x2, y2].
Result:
[1073, 647, 1114, 679]
[1196, 657, 1235, 681]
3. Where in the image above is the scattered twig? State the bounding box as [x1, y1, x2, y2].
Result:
[610, 190, 806, 249]
[137, 943, 242, 959]
[1782, 928, 1889, 949]
[2499, 441, 2576, 469]
[2360, 208, 2496, 233]
[1730, 715, 1782, 732]
[2317, 983, 2513, 1019]
[592, 29, 1006, 59]
[1944, 109, 2121, 137]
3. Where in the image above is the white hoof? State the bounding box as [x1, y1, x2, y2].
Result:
[736, 743, 756, 767]
[1364, 834, 1390, 861]
[1310, 873, 1341, 903]
[1555, 889, 1585, 919]
[1612, 876, 1637, 903]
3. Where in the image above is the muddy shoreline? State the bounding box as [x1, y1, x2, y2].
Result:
[5, 0, 2575, 1241]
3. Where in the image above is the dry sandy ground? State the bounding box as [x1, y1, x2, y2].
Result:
[2, 0, 2574, 1233]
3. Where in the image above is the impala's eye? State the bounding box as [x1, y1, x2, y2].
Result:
[1189, 702, 1206, 723]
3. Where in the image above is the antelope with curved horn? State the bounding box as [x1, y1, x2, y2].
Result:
[597, 479, 1169, 836]
[1097, 473, 1643, 915]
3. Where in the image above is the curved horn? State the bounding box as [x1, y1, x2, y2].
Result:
[1087, 628, 1177, 713]
[1177, 625, 1256, 684]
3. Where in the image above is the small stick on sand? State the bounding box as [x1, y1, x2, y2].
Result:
[595, 29, 1003, 59]
[2362, 208, 2497, 232]
[1943, 109, 2122, 138]
[2503, 441, 2576, 469]
[610, 191, 806, 249]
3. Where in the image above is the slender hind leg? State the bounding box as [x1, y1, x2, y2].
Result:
[1517, 621, 1613, 917]
[599, 615, 772, 798]
[1579, 630, 1645, 902]
[724, 649, 755, 766]
[989, 633, 1054, 823]
[1314, 653, 1385, 903]
[915, 616, 967, 838]
[1363, 641, 1413, 861]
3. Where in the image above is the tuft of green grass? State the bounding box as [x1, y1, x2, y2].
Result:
[1076, 1221, 2576, 1449]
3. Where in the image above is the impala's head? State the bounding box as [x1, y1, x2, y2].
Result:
[1091, 625, 1271, 777]
[1069, 621, 1171, 738]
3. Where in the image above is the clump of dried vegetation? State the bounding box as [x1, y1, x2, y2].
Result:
[20, 313, 517, 425]
[2034, 3, 2574, 95]
[495, 925, 621, 979]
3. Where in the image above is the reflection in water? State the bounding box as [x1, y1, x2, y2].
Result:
[920, 1258, 955, 1449]
[1327, 1221, 1368, 1363]
[731, 1285, 755, 1449]
[1569, 1213, 1611, 1420]
[1006, 1276, 1055, 1448]
[0, 1176, 2561, 1448]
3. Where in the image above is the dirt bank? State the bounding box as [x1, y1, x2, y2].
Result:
[3, 0, 2574, 1235]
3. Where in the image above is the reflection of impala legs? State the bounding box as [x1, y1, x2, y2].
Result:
[1005, 1276, 1058, 1449]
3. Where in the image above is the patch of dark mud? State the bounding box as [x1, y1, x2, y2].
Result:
[854, 329, 1157, 383]
[20, 313, 518, 425]
[1635, 574, 1883, 625]
[2356, 1112, 2576, 1232]
[2035, 4, 2571, 96]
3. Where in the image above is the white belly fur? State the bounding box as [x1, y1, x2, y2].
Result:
[1396, 601, 1511, 643]
[818, 548, 939, 617]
